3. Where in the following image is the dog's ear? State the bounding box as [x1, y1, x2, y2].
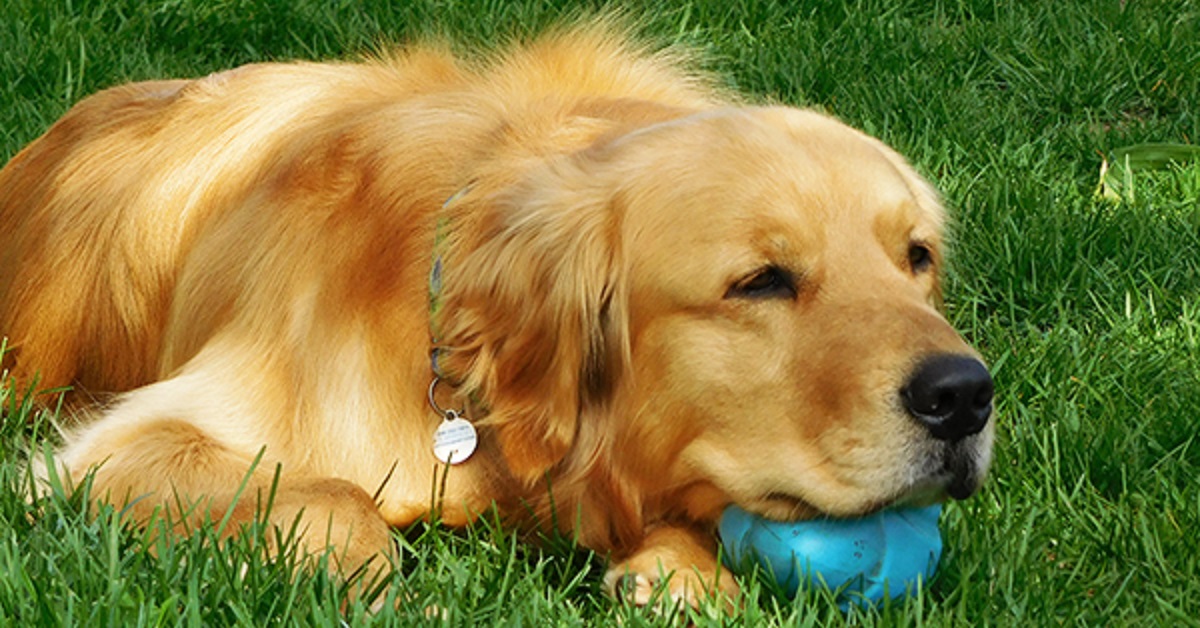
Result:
[435, 157, 629, 485]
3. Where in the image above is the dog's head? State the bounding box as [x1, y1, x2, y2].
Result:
[438, 106, 993, 526]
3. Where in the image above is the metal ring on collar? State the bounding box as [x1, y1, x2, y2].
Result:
[427, 376, 465, 420]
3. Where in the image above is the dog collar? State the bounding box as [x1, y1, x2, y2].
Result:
[428, 186, 469, 377]
[427, 185, 477, 464]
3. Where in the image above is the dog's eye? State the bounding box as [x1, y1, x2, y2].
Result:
[908, 243, 934, 274]
[726, 266, 797, 300]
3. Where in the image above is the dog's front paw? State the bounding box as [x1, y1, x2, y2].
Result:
[604, 562, 740, 609]
[603, 525, 740, 609]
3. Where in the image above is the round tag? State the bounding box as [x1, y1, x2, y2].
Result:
[432, 415, 477, 464]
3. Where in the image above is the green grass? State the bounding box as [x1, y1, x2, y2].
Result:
[2, 0, 1199, 624]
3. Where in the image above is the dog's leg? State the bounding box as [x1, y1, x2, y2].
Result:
[604, 524, 740, 608]
[54, 416, 394, 578]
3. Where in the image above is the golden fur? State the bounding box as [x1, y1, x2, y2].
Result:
[0, 23, 993, 603]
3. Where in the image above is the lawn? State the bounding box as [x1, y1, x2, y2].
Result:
[2, 0, 1199, 625]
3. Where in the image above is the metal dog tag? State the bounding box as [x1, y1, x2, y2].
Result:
[432, 411, 477, 464]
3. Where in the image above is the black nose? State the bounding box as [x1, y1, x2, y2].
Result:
[902, 354, 994, 441]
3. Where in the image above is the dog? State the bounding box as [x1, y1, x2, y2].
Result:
[0, 22, 994, 604]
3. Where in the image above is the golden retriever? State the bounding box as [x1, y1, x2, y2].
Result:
[0, 22, 994, 604]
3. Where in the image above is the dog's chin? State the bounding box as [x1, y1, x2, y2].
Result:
[742, 467, 984, 523]
[888, 477, 960, 509]
[748, 492, 824, 522]
[902, 440, 991, 503]
[743, 491, 931, 524]
[732, 429, 993, 523]
[741, 492, 894, 523]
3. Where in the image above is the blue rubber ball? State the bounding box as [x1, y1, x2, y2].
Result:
[718, 504, 942, 608]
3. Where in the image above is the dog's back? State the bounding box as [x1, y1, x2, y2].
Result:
[0, 63, 410, 396]
[0, 26, 717, 402]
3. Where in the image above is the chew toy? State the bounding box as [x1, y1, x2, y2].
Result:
[718, 504, 942, 608]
